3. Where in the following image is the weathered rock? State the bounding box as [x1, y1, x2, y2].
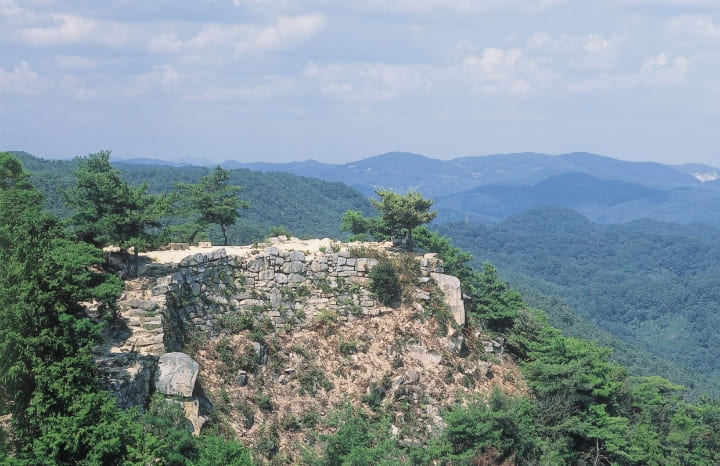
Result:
[155, 352, 199, 398]
[447, 334, 468, 357]
[482, 340, 494, 353]
[253, 342, 268, 365]
[282, 261, 305, 274]
[477, 361, 492, 378]
[310, 260, 329, 273]
[246, 257, 269, 273]
[405, 369, 419, 384]
[430, 272, 465, 327]
[166, 398, 206, 436]
[406, 344, 442, 365]
[289, 251, 305, 262]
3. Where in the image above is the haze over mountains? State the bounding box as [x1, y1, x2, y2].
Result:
[123, 151, 720, 227]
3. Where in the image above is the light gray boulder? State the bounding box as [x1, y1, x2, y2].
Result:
[430, 272, 466, 327]
[155, 352, 199, 398]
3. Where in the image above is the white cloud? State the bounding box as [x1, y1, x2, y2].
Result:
[55, 54, 94, 68]
[59, 74, 98, 100]
[362, 0, 566, 13]
[527, 32, 619, 71]
[19, 13, 138, 47]
[194, 76, 292, 101]
[636, 53, 690, 84]
[666, 15, 720, 42]
[611, 0, 719, 5]
[461, 47, 552, 96]
[241, 14, 325, 52]
[0, 61, 43, 93]
[305, 61, 433, 100]
[148, 13, 324, 55]
[0, 0, 22, 16]
[569, 53, 690, 92]
[126, 64, 181, 96]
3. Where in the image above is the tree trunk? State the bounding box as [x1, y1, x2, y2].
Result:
[188, 228, 200, 244]
[133, 249, 139, 277]
[221, 223, 228, 246]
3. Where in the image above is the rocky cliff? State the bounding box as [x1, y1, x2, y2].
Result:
[95, 237, 521, 456]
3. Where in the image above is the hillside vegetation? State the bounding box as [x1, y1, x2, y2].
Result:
[436, 206, 720, 395]
[3, 151, 720, 464]
[12, 151, 374, 244]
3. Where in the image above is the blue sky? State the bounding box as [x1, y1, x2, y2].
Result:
[1, 0, 719, 165]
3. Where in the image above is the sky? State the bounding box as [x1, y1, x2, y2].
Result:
[1, 0, 720, 166]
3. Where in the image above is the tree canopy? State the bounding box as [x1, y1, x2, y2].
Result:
[370, 189, 437, 249]
[174, 165, 250, 245]
[64, 151, 167, 275]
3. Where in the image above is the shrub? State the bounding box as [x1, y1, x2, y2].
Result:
[369, 261, 401, 306]
[268, 225, 292, 238]
[339, 339, 359, 356]
[298, 366, 333, 396]
[237, 401, 255, 429]
[280, 414, 301, 431]
[255, 393, 273, 413]
[255, 423, 280, 459]
[362, 382, 387, 411]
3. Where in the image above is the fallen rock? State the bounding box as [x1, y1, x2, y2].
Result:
[155, 352, 199, 398]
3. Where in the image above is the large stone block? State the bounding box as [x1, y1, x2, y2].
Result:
[155, 352, 199, 398]
[282, 261, 305, 274]
[289, 251, 306, 262]
[430, 272, 466, 327]
[246, 257, 270, 273]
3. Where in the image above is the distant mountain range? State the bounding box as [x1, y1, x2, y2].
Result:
[22, 150, 720, 226]
[218, 151, 720, 226]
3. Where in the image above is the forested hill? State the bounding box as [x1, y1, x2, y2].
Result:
[436, 206, 720, 392]
[5, 150, 720, 464]
[12, 151, 374, 244]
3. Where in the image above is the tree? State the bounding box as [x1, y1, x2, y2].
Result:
[0, 153, 127, 462]
[341, 210, 369, 236]
[64, 151, 166, 276]
[175, 165, 249, 246]
[370, 190, 437, 249]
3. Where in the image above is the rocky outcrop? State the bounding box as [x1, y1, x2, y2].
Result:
[155, 352, 199, 398]
[430, 272, 466, 327]
[154, 352, 206, 436]
[97, 241, 465, 435]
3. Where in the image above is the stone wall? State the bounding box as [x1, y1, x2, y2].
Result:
[152, 246, 446, 350]
[98, 244, 459, 410]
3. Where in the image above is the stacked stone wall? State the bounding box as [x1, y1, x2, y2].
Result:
[98, 245, 452, 409]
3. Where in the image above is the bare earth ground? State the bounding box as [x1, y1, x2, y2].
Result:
[140, 237, 376, 265]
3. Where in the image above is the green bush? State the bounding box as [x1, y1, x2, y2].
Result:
[369, 261, 401, 306]
[339, 339, 359, 356]
[255, 393, 274, 413]
[299, 365, 333, 396]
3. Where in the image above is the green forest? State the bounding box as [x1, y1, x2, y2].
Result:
[11, 151, 375, 246]
[435, 206, 720, 397]
[2, 152, 720, 464]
